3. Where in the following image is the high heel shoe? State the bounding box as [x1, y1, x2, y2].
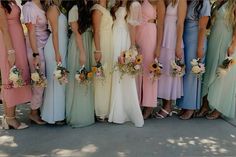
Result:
[2, 116, 28, 130]
[29, 114, 46, 125]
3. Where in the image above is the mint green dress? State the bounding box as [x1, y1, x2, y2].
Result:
[202, 3, 236, 118]
[66, 6, 95, 127]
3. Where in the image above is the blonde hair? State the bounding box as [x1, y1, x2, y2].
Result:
[225, 0, 236, 28]
[45, 0, 62, 10]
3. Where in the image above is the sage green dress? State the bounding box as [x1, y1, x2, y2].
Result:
[66, 5, 95, 127]
[202, 3, 236, 118]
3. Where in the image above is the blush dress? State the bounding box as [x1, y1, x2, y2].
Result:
[177, 0, 211, 110]
[136, 0, 157, 107]
[157, 1, 183, 101]
[0, 3, 32, 107]
[41, 8, 68, 124]
[91, 4, 113, 119]
[108, 6, 144, 127]
[22, 2, 49, 110]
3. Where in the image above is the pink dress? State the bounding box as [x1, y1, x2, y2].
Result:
[22, 2, 49, 110]
[157, 1, 183, 100]
[136, 0, 157, 107]
[0, 3, 32, 107]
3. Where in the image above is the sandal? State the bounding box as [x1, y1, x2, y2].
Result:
[2, 116, 28, 130]
[195, 108, 209, 118]
[153, 108, 172, 119]
[179, 111, 195, 120]
[206, 111, 221, 120]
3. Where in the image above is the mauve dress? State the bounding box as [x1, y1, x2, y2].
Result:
[158, 1, 184, 101]
[0, 3, 32, 107]
[136, 0, 157, 107]
[22, 2, 49, 110]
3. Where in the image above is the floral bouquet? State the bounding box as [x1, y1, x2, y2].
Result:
[149, 58, 163, 82]
[9, 65, 25, 88]
[191, 58, 205, 78]
[92, 61, 105, 80]
[217, 56, 236, 77]
[171, 59, 185, 77]
[54, 62, 69, 85]
[114, 48, 142, 79]
[31, 66, 47, 88]
[75, 65, 93, 85]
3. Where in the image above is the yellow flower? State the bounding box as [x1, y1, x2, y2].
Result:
[135, 55, 143, 64]
[150, 63, 158, 71]
[87, 72, 93, 78]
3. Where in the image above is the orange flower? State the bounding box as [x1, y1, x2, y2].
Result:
[231, 59, 236, 65]
[87, 72, 93, 78]
[92, 67, 97, 73]
[135, 55, 143, 64]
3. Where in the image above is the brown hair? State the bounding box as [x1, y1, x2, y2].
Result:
[165, 0, 178, 7]
[110, 0, 122, 20]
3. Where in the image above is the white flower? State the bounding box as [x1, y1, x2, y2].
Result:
[75, 74, 81, 82]
[134, 64, 141, 70]
[192, 66, 202, 74]
[54, 70, 62, 78]
[226, 56, 233, 60]
[217, 67, 228, 77]
[31, 72, 40, 82]
[9, 73, 19, 82]
[191, 59, 198, 66]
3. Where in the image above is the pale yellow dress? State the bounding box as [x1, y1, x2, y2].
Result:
[91, 4, 113, 119]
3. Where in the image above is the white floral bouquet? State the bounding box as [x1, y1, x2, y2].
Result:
[191, 58, 205, 78]
[217, 56, 236, 77]
[92, 61, 105, 80]
[54, 62, 69, 85]
[31, 66, 47, 88]
[113, 48, 142, 79]
[75, 65, 93, 85]
[9, 65, 24, 88]
[171, 59, 185, 77]
[149, 58, 163, 82]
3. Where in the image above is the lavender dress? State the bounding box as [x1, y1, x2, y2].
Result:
[22, 2, 49, 110]
[158, 1, 184, 101]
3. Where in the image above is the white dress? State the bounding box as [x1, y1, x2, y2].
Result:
[108, 7, 144, 127]
[41, 12, 68, 124]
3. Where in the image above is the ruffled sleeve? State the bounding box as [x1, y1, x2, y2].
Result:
[22, 2, 37, 24]
[127, 1, 142, 26]
[68, 5, 78, 24]
[199, 0, 211, 18]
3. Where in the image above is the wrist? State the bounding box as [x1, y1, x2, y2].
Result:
[32, 52, 39, 58]
[8, 49, 15, 55]
[94, 50, 101, 53]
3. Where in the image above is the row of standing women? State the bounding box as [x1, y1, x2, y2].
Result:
[0, 0, 236, 130]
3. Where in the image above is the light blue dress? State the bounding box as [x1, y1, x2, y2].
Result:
[177, 0, 211, 110]
[41, 10, 68, 124]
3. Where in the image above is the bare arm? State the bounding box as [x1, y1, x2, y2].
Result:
[70, 19, 86, 66]
[155, 0, 165, 58]
[128, 24, 136, 48]
[228, 10, 236, 56]
[0, 6, 15, 67]
[47, 6, 61, 64]
[92, 10, 102, 62]
[197, 16, 209, 59]
[176, 0, 187, 59]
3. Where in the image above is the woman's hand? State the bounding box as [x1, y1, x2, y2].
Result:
[79, 51, 86, 66]
[33, 56, 40, 68]
[197, 48, 204, 59]
[94, 51, 102, 63]
[55, 52, 62, 64]
[8, 53, 15, 67]
[227, 45, 235, 57]
[175, 48, 183, 59]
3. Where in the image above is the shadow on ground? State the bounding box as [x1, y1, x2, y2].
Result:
[0, 104, 236, 157]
